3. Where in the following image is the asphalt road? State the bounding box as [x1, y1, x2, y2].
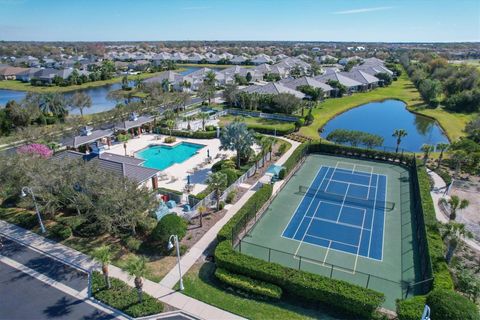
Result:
[0, 261, 116, 320]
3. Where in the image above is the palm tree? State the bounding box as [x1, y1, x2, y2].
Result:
[260, 136, 275, 161]
[125, 256, 149, 303]
[439, 195, 469, 220]
[204, 71, 217, 86]
[69, 92, 92, 117]
[91, 245, 112, 289]
[436, 143, 449, 168]
[199, 112, 209, 131]
[451, 150, 469, 179]
[392, 129, 408, 153]
[441, 222, 472, 264]
[420, 144, 434, 165]
[197, 205, 207, 227]
[161, 79, 171, 92]
[206, 172, 227, 211]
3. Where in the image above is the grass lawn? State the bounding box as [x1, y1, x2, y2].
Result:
[300, 72, 475, 142]
[0, 71, 177, 93]
[219, 114, 295, 131]
[0, 207, 176, 283]
[179, 262, 350, 320]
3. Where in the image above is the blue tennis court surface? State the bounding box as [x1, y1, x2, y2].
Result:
[282, 162, 387, 261]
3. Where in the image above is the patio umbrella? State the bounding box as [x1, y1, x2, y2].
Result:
[187, 175, 191, 185]
[207, 149, 210, 158]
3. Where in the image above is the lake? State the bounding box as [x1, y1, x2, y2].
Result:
[320, 99, 449, 152]
[0, 66, 206, 115]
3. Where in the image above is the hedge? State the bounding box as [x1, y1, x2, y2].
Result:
[416, 163, 454, 290]
[217, 184, 273, 242]
[91, 271, 164, 317]
[245, 123, 295, 136]
[155, 127, 216, 139]
[215, 183, 384, 318]
[282, 142, 308, 174]
[396, 295, 426, 320]
[426, 289, 480, 320]
[215, 267, 282, 299]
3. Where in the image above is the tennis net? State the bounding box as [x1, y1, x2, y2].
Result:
[297, 185, 395, 211]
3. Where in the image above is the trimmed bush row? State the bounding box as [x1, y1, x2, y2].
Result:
[215, 267, 282, 299]
[426, 289, 480, 320]
[245, 124, 295, 136]
[217, 184, 273, 242]
[155, 127, 217, 139]
[215, 183, 384, 318]
[396, 295, 426, 320]
[415, 163, 454, 290]
[215, 241, 384, 318]
[91, 271, 164, 317]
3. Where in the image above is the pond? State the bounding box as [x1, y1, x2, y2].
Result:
[320, 99, 449, 152]
[0, 66, 206, 115]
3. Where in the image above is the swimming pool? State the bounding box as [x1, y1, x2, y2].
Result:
[136, 142, 205, 170]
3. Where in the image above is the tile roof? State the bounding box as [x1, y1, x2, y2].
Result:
[314, 72, 363, 88]
[281, 76, 333, 92]
[115, 116, 154, 131]
[67, 129, 113, 148]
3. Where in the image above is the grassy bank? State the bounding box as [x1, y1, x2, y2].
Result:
[177, 63, 254, 69]
[179, 262, 348, 320]
[0, 70, 178, 93]
[299, 72, 474, 142]
[219, 115, 294, 131]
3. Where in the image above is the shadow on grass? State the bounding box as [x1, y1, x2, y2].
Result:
[194, 262, 355, 320]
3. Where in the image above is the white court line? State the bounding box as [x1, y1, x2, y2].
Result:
[328, 178, 373, 188]
[367, 174, 380, 258]
[352, 207, 368, 274]
[322, 241, 332, 265]
[336, 183, 351, 223]
[281, 167, 324, 238]
[305, 233, 359, 250]
[291, 167, 332, 240]
[324, 162, 341, 193]
[312, 211, 368, 230]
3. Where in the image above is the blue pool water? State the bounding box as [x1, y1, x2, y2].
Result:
[136, 142, 205, 170]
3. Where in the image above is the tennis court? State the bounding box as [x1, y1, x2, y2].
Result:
[282, 162, 389, 263]
[238, 154, 424, 309]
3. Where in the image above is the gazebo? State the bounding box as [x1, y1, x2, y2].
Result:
[115, 112, 155, 137]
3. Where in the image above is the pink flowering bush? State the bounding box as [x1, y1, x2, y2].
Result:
[17, 144, 53, 158]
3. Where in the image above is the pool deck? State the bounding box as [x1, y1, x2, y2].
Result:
[107, 133, 236, 194]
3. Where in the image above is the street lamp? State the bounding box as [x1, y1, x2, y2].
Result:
[168, 234, 184, 291]
[21, 187, 46, 234]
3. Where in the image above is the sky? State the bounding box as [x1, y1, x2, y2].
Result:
[0, 0, 479, 42]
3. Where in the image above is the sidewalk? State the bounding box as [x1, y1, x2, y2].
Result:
[0, 220, 244, 320]
[427, 169, 480, 252]
[160, 137, 301, 288]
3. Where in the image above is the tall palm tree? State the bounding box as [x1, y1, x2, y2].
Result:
[441, 222, 472, 264]
[92, 245, 112, 289]
[420, 144, 434, 165]
[161, 79, 171, 92]
[436, 143, 449, 168]
[125, 256, 149, 303]
[206, 172, 227, 211]
[204, 71, 217, 86]
[392, 129, 408, 153]
[199, 112, 209, 131]
[260, 136, 276, 161]
[451, 150, 469, 179]
[197, 205, 207, 227]
[439, 195, 469, 220]
[69, 92, 92, 117]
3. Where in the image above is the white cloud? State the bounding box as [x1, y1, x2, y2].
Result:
[333, 6, 394, 15]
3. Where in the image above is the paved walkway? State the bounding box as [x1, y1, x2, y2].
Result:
[160, 137, 301, 288]
[427, 169, 480, 252]
[0, 137, 300, 320]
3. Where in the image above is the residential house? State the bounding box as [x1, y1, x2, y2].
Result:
[251, 54, 273, 65]
[280, 76, 333, 97]
[230, 55, 248, 64]
[314, 72, 363, 93]
[340, 70, 379, 90]
[15, 68, 42, 82]
[242, 82, 306, 99]
[0, 66, 28, 80]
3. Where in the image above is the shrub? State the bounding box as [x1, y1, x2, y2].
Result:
[91, 271, 164, 317]
[396, 295, 426, 320]
[212, 159, 235, 172]
[282, 142, 308, 174]
[150, 214, 187, 249]
[215, 268, 282, 299]
[226, 190, 237, 204]
[49, 223, 72, 240]
[277, 142, 288, 155]
[137, 216, 157, 236]
[205, 125, 216, 131]
[245, 123, 295, 136]
[155, 128, 216, 139]
[124, 236, 142, 252]
[16, 213, 38, 229]
[218, 201, 225, 210]
[278, 168, 286, 179]
[56, 215, 86, 231]
[219, 168, 238, 186]
[164, 136, 176, 143]
[426, 289, 480, 320]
